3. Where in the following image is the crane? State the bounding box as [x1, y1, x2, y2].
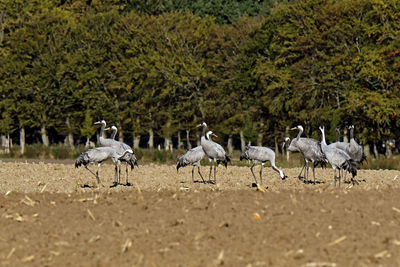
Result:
[198, 122, 230, 184]
[285, 125, 327, 184]
[319, 126, 358, 186]
[94, 120, 138, 186]
[240, 144, 287, 186]
[176, 130, 217, 184]
[75, 147, 128, 187]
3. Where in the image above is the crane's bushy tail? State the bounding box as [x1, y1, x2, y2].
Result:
[75, 152, 89, 168]
[217, 155, 230, 168]
[119, 152, 139, 170]
[342, 159, 358, 178]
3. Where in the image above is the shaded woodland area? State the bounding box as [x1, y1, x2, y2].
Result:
[0, 0, 399, 158]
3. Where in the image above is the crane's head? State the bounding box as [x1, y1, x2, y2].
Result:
[319, 125, 325, 132]
[196, 121, 207, 128]
[348, 125, 354, 130]
[290, 125, 303, 132]
[94, 120, 106, 126]
[206, 130, 217, 140]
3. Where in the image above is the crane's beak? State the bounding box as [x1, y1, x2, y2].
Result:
[290, 127, 297, 130]
[212, 133, 218, 138]
[196, 124, 203, 128]
[104, 127, 110, 131]
[94, 121, 101, 125]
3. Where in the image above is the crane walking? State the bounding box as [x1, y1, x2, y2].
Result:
[285, 125, 327, 184]
[319, 126, 358, 187]
[198, 122, 230, 184]
[95, 120, 138, 186]
[240, 144, 287, 186]
[176, 130, 217, 183]
[75, 147, 129, 187]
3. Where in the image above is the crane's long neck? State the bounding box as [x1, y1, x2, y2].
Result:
[349, 127, 354, 141]
[111, 128, 117, 140]
[296, 128, 302, 141]
[99, 122, 106, 139]
[320, 129, 327, 148]
[201, 124, 207, 138]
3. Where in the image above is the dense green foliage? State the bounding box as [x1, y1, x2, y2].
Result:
[0, 0, 399, 152]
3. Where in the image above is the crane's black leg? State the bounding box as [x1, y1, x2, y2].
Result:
[333, 168, 336, 187]
[84, 165, 97, 178]
[213, 159, 217, 184]
[192, 166, 195, 182]
[312, 164, 316, 184]
[338, 168, 341, 187]
[208, 159, 213, 183]
[250, 163, 258, 184]
[298, 161, 306, 180]
[125, 164, 131, 186]
[198, 166, 206, 184]
[259, 164, 263, 185]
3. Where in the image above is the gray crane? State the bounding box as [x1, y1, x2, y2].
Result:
[176, 130, 217, 184]
[319, 126, 358, 186]
[94, 120, 138, 186]
[75, 147, 128, 186]
[197, 122, 230, 184]
[328, 126, 366, 183]
[104, 125, 139, 186]
[240, 144, 287, 186]
[284, 125, 327, 184]
[348, 125, 366, 165]
[329, 127, 350, 152]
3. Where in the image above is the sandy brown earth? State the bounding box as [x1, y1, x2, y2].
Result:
[1, 160, 400, 266]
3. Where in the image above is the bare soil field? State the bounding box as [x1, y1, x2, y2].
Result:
[1, 160, 400, 266]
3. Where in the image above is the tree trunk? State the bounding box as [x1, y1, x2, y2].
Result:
[85, 137, 90, 148]
[177, 131, 183, 149]
[20, 126, 25, 155]
[373, 142, 379, 159]
[41, 125, 49, 147]
[186, 130, 192, 149]
[274, 136, 279, 155]
[1, 134, 10, 153]
[65, 117, 74, 148]
[257, 132, 263, 146]
[227, 135, 233, 155]
[196, 132, 201, 146]
[164, 136, 172, 151]
[363, 144, 370, 158]
[133, 133, 140, 149]
[385, 140, 392, 158]
[240, 130, 245, 151]
[285, 126, 290, 161]
[148, 128, 154, 149]
[117, 124, 123, 142]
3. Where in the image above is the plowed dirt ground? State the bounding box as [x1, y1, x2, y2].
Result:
[1, 160, 400, 266]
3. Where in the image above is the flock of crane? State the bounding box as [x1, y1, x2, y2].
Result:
[75, 120, 365, 188]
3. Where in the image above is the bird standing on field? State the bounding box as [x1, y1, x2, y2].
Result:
[198, 122, 230, 184]
[176, 130, 217, 184]
[319, 126, 358, 187]
[284, 125, 327, 184]
[75, 147, 128, 187]
[240, 144, 287, 186]
[94, 120, 138, 186]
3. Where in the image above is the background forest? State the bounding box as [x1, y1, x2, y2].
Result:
[0, 0, 399, 161]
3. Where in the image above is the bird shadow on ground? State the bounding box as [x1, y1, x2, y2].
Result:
[303, 180, 326, 185]
[80, 184, 93, 189]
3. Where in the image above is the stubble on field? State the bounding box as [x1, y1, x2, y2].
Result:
[0, 161, 400, 266]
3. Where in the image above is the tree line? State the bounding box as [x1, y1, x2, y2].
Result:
[0, 0, 399, 158]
